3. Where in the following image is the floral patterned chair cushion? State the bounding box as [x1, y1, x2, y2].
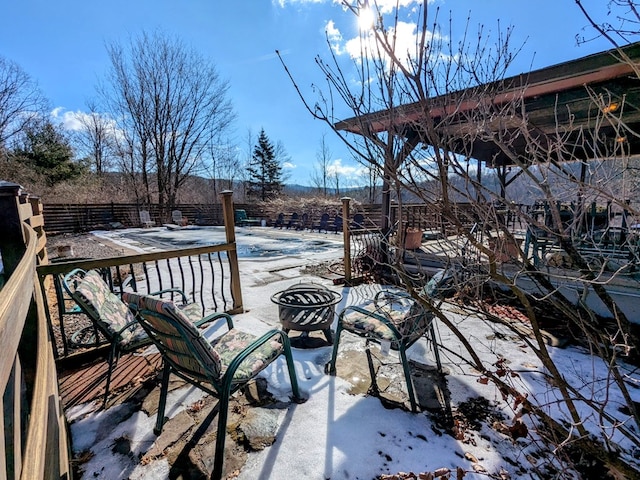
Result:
[73, 270, 145, 347]
[122, 292, 284, 384]
[339, 292, 432, 349]
[211, 329, 284, 383]
[179, 301, 204, 321]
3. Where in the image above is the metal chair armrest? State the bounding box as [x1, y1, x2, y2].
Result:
[194, 312, 234, 330]
[220, 329, 296, 395]
[111, 318, 145, 346]
[61, 268, 88, 295]
[373, 289, 412, 309]
[148, 288, 189, 304]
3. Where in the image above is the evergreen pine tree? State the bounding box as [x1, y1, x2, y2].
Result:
[11, 119, 86, 186]
[247, 129, 283, 200]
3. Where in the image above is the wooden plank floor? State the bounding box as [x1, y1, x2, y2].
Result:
[58, 351, 162, 409]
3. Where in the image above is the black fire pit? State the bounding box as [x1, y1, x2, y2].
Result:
[271, 283, 342, 347]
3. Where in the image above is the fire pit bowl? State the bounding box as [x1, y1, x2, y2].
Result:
[270, 283, 342, 346]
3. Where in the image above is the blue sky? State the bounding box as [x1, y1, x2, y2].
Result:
[1, 0, 621, 186]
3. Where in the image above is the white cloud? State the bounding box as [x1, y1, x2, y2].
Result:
[273, 0, 328, 7]
[51, 108, 124, 146]
[50, 107, 85, 131]
[372, 0, 426, 14]
[325, 20, 344, 55]
[274, 0, 428, 9]
[344, 20, 438, 69]
[319, 1, 446, 71]
[283, 161, 297, 169]
[278, 0, 436, 68]
[328, 158, 366, 179]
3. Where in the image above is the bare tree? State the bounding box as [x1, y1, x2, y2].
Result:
[274, 139, 292, 186]
[208, 138, 241, 200]
[72, 100, 115, 175]
[310, 133, 332, 195]
[0, 56, 48, 156]
[360, 152, 381, 203]
[575, 0, 640, 47]
[238, 128, 256, 202]
[329, 164, 340, 196]
[281, 1, 640, 475]
[100, 31, 235, 217]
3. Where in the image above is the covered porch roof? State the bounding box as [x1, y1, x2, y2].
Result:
[335, 42, 640, 167]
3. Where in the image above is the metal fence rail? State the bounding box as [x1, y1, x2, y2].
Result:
[38, 244, 242, 357]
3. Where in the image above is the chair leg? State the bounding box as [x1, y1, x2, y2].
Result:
[429, 323, 443, 374]
[281, 336, 302, 401]
[322, 328, 333, 345]
[212, 388, 232, 480]
[399, 347, 418, 412]
[102, 343, 119, 408]
[327, 324, 343, 375]
[364, 342, 380, 396]
[154, 363, 172, 435]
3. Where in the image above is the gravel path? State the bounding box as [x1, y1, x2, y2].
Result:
[46, 232, 137, 261]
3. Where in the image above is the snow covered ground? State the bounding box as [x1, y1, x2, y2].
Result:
[66, 226, 640, 479]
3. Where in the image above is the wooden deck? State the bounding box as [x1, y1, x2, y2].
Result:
[58, 351, 162, 409]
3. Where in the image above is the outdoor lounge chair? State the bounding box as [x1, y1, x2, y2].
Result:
[286, 212, 300, 229]
[350, 213, 365, 230]
[172, 210, 188, 226]
[313, 212, 330, 233]
[121, 291, 303, 480]
[327, 289, 441, 412]
[139, 210, 155, 228]
[63, 268, 221, 407]
[330, 215, 343, 233]
[273, 212, 285, 228]
[235, 209, 261, 227]
[297, 212, 310, 230]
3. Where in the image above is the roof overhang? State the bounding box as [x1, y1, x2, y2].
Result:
[335, 42, 640, 167]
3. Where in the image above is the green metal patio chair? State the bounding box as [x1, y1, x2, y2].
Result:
[63, 268, 220, 407]
[121, 291, 303, 480]
[327, 289, 441, 412]
[234, 209, 261, 227]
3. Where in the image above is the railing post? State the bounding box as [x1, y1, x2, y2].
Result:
[341, 197, 351, 284]
[0, 181, 27, 278]
[221, 191, 243, 313]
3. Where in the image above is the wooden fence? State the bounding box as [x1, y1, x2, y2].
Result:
[40, 200, 452, 236]
[0, 182, 70, 480]
[43, 202, 229, 234]
[42, 201, 301, 234]
[40, 196, 492, 243]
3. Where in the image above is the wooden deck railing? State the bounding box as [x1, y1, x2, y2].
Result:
[37, 191, 244, 359]
[39, 244, 243, 357]
[0, 181, 70, 480]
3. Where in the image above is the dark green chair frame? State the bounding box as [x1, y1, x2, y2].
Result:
[327, 289, 441, 412]
[122, 291, 303, 480]
[234, 209, 261, 227]
[63, 268, 218, 407]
